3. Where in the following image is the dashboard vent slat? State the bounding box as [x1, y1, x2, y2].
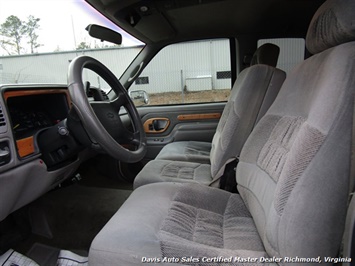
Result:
[0, 105, 7, 133]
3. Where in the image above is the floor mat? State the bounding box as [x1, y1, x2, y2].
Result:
[0, 249, 39, 266]
[26, 243, 59, 266]
[57, 250, 88, 266]
[1, 247, 88, 266]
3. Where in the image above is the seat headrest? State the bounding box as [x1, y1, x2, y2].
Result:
[306, 0, 355, 54]
[250, 43, 280, 67]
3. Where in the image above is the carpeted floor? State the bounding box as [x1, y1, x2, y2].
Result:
[1, 155, 137, 265]
[14, 184, 132, 263]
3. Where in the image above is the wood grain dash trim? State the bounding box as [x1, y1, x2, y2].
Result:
[17, 136, 35, 158]
[177, 113, 221, 121]
[4, 89, 71, 106]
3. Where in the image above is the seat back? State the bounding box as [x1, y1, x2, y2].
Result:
[209, 45, 285, 178]
[237, 0, 355, 258]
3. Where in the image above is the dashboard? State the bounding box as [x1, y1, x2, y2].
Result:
[0, 84, 88, 221]
[4, 88, 70, 158]
[7, 91, 69, 139]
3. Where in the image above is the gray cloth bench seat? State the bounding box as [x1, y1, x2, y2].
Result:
[156, 43, 281, 165]
[135, 58, 286, 189]
[89, 0, 355, 264]
[89, 183, 268, 265]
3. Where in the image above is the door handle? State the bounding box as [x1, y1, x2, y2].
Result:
[143, 118, 170, 133]
[153, 119, 168, 131]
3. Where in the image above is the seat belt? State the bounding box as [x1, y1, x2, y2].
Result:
[208, 157, 238, 188]
[218, 157, 239, 192]
[341, 93, 355, 264]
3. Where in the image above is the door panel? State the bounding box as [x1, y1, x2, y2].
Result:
[136, 102, 226, 160]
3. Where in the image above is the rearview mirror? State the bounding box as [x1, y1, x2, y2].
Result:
[129, 90, 150, 106]
[85, 24, 122, 45]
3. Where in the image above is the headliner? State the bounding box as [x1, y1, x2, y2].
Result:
[85, 0, 326, 44]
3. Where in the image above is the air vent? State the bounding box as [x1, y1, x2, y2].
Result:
[0, 105, 7, 134]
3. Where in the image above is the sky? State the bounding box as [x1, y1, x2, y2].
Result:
[0, 0, 143, 55]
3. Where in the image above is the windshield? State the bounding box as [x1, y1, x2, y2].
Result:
[0, 0, 144, 90]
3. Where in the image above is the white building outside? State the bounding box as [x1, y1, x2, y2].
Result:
[0, 39, 304, 95]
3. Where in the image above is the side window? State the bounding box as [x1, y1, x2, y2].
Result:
[258, 38, 305, 74]
[130, 39, 232, 106]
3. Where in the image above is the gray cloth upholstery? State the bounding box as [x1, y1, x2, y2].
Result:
[156, 43, 281, 165]
[89, 0, 355, 264]
[306, 0, 355, 54]
[135, 66, 286, 188]
[133, 160, 212, 189]
[89, 183, 268, 266]
[209, 66, 286, 178]
[237, 39, 354, 258]
[156, 141, 211, 164]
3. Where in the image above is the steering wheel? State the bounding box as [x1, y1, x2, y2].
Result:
[67, 55, 147, 163]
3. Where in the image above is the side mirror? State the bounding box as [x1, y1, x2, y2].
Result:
[85, 24, 122, 45]
[129, 90, 150, 106]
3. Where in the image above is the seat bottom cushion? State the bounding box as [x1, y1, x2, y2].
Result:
[155, 141, 211, 164]
[133, 159, 212, 189]
[89, 183, 267, 266]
